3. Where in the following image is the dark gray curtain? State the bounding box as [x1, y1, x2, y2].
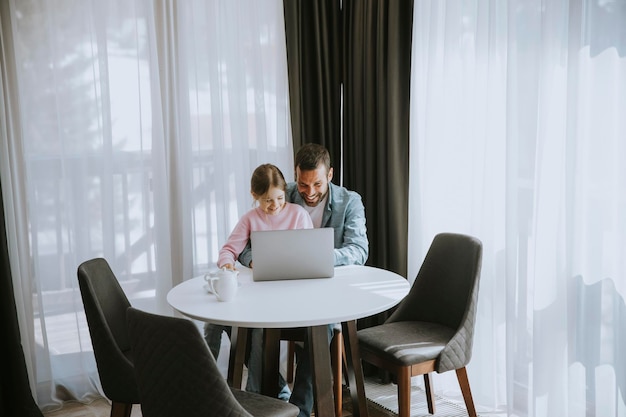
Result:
[283, 0, 344, 177]
[283, 0, 413, 277]
[342, 1, 412, 277]
[0, 178, 44, 417]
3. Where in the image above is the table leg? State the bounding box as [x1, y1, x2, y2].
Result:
[342, 320, 369, 417]
[228, 326, 249, 389]
[262, 328, 282, 398]
[260, 326, 336, 417]
[309, 325, 335, 417]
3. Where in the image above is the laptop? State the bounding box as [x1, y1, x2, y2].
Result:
[250, 228, 335, 281]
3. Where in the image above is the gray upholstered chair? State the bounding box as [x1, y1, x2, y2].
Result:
[126, 307, 300, 417]
[77, 258, 139, 417]
[357, 232, 483, 417]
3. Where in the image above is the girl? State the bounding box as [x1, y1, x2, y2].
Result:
[206, 163, 312, 400]
[217, 163, 313, 269]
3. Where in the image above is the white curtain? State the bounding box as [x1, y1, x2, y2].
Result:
[0, 0, 292, 410]
[408, 1, 626, 416]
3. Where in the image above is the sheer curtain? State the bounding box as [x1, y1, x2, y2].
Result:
[0, 0, 292, 410]
[408, 1, 626, 416]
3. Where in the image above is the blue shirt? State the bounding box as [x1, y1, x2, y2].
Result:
[238, 182, 369, 267]
[286, 182, 368, 266]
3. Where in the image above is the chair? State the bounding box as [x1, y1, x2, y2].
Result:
[126, 307, 300, 417]
[357, 233, 483, 417]
[77, 258, 139, 417]
[284, 326, 346, 416]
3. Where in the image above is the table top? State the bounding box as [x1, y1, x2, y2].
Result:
[167, 265, 410, 328]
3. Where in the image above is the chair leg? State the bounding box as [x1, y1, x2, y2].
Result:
[286, 340, 295, 383]
[331, 331, 343, 417]
[110, 401, 133, 417]
[423, 373, 435, 414]
[456, 367, 477, 417]
[397, 367, 412, 417]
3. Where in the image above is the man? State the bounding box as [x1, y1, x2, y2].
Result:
[239, 142, 368, 268]
[205, 143, 368, 417]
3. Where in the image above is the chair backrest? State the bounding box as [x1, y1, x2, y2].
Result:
[77, 257, 139, 403]
[126, 307, 253, 417]
[388, 232, 483, 372]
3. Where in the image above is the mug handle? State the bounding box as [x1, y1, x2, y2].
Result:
[208, 277, 221, 298]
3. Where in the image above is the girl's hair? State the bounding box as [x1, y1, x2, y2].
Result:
[250, 164, 287, 198]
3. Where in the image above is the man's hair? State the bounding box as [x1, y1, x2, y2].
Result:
[294, 143, 331, 172]
[250, 164, 287, 197]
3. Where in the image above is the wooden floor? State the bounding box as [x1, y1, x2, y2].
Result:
[40, 333, 393, 417]
[41, 385, 393, 417]
[42, 398, 141, 417]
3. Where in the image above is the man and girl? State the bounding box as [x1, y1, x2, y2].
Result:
[204, 143, 369, 417]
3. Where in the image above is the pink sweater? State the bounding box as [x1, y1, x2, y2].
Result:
[217, 202, 313, 268]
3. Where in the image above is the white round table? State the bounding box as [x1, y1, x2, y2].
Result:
[167, 265, 409, 417]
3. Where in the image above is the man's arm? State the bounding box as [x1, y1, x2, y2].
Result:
[334, 194, 369, 266]
[237, 241, 253, 268]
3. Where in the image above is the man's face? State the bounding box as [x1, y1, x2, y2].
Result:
[296, 164, 333, 207]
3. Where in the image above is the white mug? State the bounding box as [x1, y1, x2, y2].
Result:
[204, 268, 239, 302]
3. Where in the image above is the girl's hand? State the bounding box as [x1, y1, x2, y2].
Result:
[220, 263, 236, 271]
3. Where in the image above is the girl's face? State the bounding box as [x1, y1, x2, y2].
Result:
[256, 186, 286, 216]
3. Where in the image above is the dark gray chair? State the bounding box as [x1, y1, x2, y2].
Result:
[126, 307, 300, 417]
[77, 258, 139, 417]
[357, 233, 483, 417]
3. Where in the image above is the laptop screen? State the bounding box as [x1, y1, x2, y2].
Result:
[250, 228, 335, 281]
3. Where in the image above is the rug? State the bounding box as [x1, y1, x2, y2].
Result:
[364, 378, 479, 417]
